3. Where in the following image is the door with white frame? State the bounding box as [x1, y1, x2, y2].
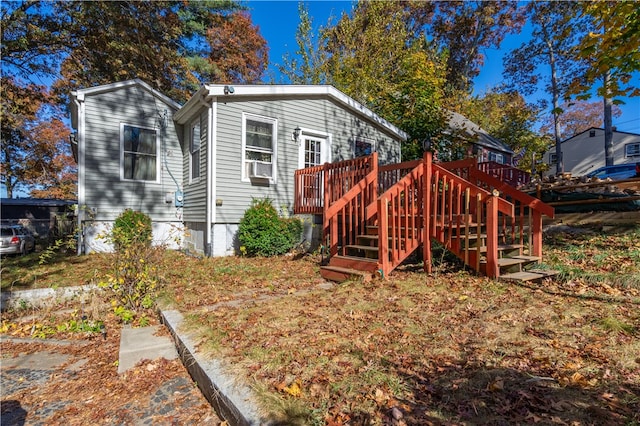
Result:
[298, 130, 331, 169]
[297, 130, 331, 207]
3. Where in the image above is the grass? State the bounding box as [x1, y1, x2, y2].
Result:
[2, 225, 639, 424]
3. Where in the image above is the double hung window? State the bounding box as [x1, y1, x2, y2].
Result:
[122, 124, 157, 181]
[190, 120, 201, 181]
[243, 114, 277, 181]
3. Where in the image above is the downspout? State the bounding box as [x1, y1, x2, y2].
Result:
[74, 93, 86, 255]
[197, 93, 215, 256]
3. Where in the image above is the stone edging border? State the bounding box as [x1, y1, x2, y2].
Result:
[160, 309, 269, 426]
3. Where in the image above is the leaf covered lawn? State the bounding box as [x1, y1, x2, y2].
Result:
[163, 225, 640, 425]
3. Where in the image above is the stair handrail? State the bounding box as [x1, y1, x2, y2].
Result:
[323, 153, 379, 257]
[377, 161, 425, 277]
[468, 167, 554, 258]
[427, 154, 514, 279]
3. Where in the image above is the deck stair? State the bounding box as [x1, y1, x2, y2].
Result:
[294, 152, 557, 283]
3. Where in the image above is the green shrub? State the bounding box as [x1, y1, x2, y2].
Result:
[99, 209, 160, 323]
[112, 209, 152, 249]
[238, 198, 302, 257]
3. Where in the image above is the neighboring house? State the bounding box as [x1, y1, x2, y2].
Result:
[446, 111, 515, 165]
[543, 127, 640, 177]
[70, 79, 184, 253]
[71, 80, 406, 256]
[172, 84, 406, 256]
[0, 198, 76, 238]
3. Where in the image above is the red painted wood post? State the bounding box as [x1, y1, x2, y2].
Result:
[532, 210, 543, 258]
[485, 193, 499, 279]
[423, 151, 432, 274]
[378, 196, 389, 278]
[322, 162, 331, 255]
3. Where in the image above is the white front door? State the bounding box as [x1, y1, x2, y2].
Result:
[298, 131, 330, 169]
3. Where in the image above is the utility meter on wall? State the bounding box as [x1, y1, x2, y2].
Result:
[175, 190, 184, 207]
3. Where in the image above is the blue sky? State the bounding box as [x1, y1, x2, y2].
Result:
[243, 0, 640, 134]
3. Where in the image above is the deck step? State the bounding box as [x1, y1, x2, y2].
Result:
[330, 255, 379, 272]
[320, 265, 373, 283]
[511, 255, 541, 263]
[468, 244, 524, 253]
[345, 244, 380, 253]
[496, 257, 526, 268]
[499, 269, 557, 282]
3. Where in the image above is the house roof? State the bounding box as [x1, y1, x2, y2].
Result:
[1, 198, 76, 207]
[70, 79, 182, 129]
[446, 111, 514, 155]
[174, 84, 408, 141]
[560, 127, 640, 143]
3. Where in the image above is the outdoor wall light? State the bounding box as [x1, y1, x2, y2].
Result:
[292, 126, 301, 144]
[223, 85, 235, 95]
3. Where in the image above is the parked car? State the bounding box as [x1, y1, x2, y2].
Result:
[0, 225, 36, 256]
[585, 163, 640, 180]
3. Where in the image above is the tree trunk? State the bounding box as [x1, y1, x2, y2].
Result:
[549, 48, 563, 175]
[603, 70, 614, 167]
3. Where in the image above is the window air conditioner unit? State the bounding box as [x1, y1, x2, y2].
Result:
[247, 160, 272, 179]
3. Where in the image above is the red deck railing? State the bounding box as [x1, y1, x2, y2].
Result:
[426, 153, 514, 278]
[294, 155, 376, 215]
[321, 153, 379, 257]
[477, 161, 531, 188]
[377, 160, 425, 277]
[442, 158, 553, 260]
[294, 153, 551, 279]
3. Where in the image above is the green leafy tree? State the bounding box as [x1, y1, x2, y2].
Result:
[462, 90, 551, 175]
[305, 1, 449, 160]
[569, 1, 640, 167]
[428, 0, 526, 94]
[276, 3, 331, 85]
[0, 0, 69, 79]
[2, 0, 268, 196]
[503, 1, 587, 175]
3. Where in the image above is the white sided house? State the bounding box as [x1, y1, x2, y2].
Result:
[71, 80, 406, 256]
[173, 84, 405, 256]
[543, 127, 640, 177]
[70, 80, 184, 253]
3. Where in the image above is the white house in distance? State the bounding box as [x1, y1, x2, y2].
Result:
[70, 79, 406, 256]
[543, 127, 640, 177]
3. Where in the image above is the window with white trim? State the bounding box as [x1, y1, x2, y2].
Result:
[304, 137, 323, 168]
[121, 124, 157, 181]
[488, 151, 505, 164]
[190, 119, 201, 181]
[354, 138, 374, 157]
[243, 114, 277, 181]
[549, 153, 558, 164]
[625, 142, 640, 158]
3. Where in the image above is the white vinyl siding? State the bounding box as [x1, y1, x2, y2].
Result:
[182, 109, 208, 223]
[212, 97, 401, 225]
[81, 85, 182, 221]
[121, 124, 158, 182]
